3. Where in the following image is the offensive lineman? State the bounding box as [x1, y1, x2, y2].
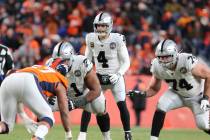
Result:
[130, 39, 210, 140]
[80, 12, 132, 140]
[47, 41, 112, 140]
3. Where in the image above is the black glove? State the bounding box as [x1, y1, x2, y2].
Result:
[68, 97, 88, 111]
[127, 90, 146, 97]
[48, 96, 57, 105]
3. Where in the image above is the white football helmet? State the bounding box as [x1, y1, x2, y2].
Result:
[155, 39, 178, 69]
[93, 12, 113, 37]
[52, 41, 75, 59]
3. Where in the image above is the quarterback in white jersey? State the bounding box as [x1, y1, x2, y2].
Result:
[80, 12, 132, 140]
[138, 39, 210, 140]
[85, 32, 130, 76]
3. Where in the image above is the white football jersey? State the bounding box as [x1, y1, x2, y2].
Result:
[66, 55, 93, 97]
[85, 32, 130, 75]
[151, 53, 204, 97]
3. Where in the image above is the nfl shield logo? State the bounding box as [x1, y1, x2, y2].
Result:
[110, 42, 116, 49]
[180, 67, 187, 74]
[74, 70, 81, 77]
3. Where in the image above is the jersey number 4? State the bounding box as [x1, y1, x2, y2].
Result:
[97, 51, 109, 68]
[165, 79, 193, 91]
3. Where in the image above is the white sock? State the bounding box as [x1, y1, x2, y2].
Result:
[77, 132, 87, 139]
[150, 136, 158, 140]
[65, 131, 73, 139]
[34, 125, 48, 138]
[102, 131, 111, 140]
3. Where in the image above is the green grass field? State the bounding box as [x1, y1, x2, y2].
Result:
[0, 125, 209, 140]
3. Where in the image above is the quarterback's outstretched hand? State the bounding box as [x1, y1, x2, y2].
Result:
[200, 95, 210, 112]
[109, 73, 121, 84]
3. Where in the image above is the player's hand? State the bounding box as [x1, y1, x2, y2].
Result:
[127, 90, 146, 97]
[48, 96, 59, 111]
[109, 73, 121, 84]
[68, 98, 76, 111]
[200, 97, 209, 112]
[48, 96, 56, 105]
[22, 119, 38, 134]
[68, 97, 88, 111]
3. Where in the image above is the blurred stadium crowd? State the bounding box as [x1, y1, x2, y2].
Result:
[0, 0, 209, 75]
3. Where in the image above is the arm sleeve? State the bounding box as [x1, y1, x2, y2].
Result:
[117, 35, 130, 75]
[85, 34, 93, 62]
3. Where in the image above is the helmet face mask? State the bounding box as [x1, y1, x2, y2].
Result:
[93, 12, 113, 38]
[155, 39, 178, 69]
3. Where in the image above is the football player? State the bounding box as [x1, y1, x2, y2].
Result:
[0, 44, 43, 135]
[47, 41, 112, 140]
[0, 44, 14, 85]
[132, 39, 210, 140]
[82, 12, 132, 140]
[0, 65, 71, 140]
[0, 44, 14, 121]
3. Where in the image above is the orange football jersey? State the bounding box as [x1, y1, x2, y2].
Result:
[18, 65, 68, 97]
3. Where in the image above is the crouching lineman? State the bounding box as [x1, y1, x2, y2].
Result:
[129, 39, 210, 140]
[0, 65, 72, 140]
[47, 41, 112, 140]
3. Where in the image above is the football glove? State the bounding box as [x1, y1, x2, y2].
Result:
[200, 95, 210, 112]
[68, 97, 88, 111]
[127, 90, 146, 97]
[48, 96, 56, 105]
[47, 96, 59, 111]
[109, 73, 121, 84]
